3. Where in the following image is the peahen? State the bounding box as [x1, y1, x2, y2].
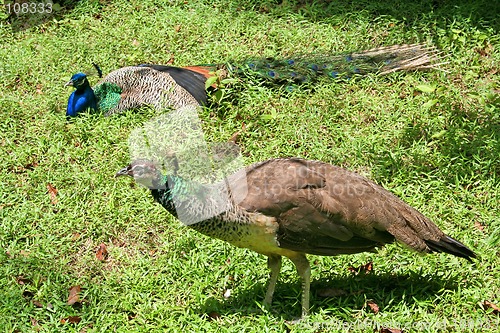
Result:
[116, 157, 476, 318]
[66, 43, 441, 117]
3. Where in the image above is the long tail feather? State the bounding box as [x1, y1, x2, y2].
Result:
[224, 43, 442, 84]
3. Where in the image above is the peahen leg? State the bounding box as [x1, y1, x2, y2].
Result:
[289, 254, 311, 318]
[264, 255, 282, 308]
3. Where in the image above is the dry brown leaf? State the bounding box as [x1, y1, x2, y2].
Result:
[30, 317, 39, 327]
[380, 328, 403, 333]
[317, 288, 347, 297]
[348, 261, 373, 274]
[32, 300, 44, 308]
[366, 300, 379, 314]
[16, 276, 31, 285]
[60, 316, 81, 324]
[483, 300, 500, 315]
[96, 243, 108, 261]
[174, 25, 181, 32]
[46, 183, 58, 205]
[474, 221, 485, 232]
[0, 203, 14, 210]
[67, 285, 81, 305]
[131, 39, 139, 46]
[229, 131, 240, 144]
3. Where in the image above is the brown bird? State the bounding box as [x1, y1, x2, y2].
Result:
[116, 157, 476, 318]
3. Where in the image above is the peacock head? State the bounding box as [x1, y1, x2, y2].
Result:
[65, 72, 90, 90]
[115, 159, 166, 190]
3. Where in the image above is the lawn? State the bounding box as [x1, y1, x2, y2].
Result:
[0, 0, 499, 332]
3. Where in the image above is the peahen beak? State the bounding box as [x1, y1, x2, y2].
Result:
[64, 79, 74, 87]
[115, 165, 133, 178]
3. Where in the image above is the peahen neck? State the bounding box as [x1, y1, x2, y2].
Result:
[150, 175, 183, 218]
[151, 174, 236, 226]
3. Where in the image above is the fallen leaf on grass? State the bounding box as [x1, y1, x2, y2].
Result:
[32, 300, 44, 308]
[229, 131, 240, 144]
[95, 243, 108, 261]
[46, 183, 58, 204]
[16, 276, 32, 285]
[60, 316, 81, 324]
[67, 285, 81, 305]
[366, 300, 379, 314]
[30, 317, 39, 327]
[380, 328, 403, 333]
[348, 261, 373, 274]
[474, 221, 485, 232]
[482, 300, 500, 315]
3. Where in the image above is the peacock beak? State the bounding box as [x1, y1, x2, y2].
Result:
[64, 79, 74, 87]
[115, 165, 133, 178]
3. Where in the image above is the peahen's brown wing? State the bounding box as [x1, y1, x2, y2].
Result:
[229, 158, 475, 260]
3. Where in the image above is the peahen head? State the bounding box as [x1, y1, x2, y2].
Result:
[65, 72, 97, 117]
[115, 159, 167, 190]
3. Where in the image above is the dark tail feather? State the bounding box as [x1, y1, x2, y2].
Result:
[425, 236, 476, 262]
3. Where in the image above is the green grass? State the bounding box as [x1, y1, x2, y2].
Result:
[1, 0, 499, 331]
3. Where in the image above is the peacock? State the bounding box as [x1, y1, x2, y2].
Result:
[66, 43, 441, 117]
[115, 157, 475, 318]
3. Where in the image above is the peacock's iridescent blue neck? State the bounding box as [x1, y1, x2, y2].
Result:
[66, 80, 97, 117]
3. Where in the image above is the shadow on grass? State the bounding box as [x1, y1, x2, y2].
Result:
[197, 269, 462, 320]
[5, 0, 499, 33]
[226, 0, 500, 32]
[371, 98, 500, 187]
